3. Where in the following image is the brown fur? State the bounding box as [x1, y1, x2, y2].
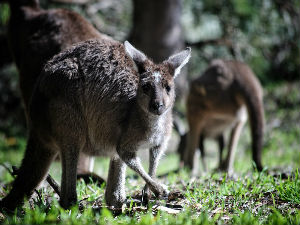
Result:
[6, 0, 111, 177]
[182, 59, 264, 174]
[0, 39, 191, 210]
[7, 0, 105, 111]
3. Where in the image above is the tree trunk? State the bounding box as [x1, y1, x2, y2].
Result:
[129, 0, 187, 100]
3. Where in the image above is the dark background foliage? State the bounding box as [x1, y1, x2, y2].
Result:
[0, 0, 299, 136]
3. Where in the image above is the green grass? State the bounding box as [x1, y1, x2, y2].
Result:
[0, 82, 299, 224]
[0, 169, 299, 224]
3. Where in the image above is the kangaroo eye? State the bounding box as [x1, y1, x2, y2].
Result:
[165, 85, 171, 93]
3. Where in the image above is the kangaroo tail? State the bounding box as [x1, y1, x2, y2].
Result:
[234, 63, 264, 171]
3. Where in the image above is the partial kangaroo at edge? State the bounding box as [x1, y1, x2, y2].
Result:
[0, 39, 191, 211]
[5, 0, 110, 179]
[182, 59, 264, 174]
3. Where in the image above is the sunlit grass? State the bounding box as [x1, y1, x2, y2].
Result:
[0, 82, 299, 224]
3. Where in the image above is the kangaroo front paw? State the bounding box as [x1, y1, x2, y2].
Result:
[149, 182, 169, 199]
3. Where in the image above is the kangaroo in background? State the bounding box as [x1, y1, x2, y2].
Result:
[4, 0, 110, 180]
[181, 59, 264, 174]
[0, 39, 191, 210]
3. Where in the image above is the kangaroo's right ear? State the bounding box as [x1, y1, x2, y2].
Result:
[124, 41, 147, 66]
[166, 47, 191, 78]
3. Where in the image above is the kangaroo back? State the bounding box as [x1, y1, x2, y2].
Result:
[6, 0, 102, 112]
[227, 61, 264, 171]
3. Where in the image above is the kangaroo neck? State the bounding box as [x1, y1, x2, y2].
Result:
[131, 100, 168, 130]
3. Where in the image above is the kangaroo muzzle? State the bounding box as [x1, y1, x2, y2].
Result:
[150, 99, 164, 115]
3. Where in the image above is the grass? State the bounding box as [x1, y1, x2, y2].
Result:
[0, 82, 299, 224]
[0, 169, 299, 224]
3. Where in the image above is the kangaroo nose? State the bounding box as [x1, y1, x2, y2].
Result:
[154, 101, 163, 109]
[150, 100, 164, 115]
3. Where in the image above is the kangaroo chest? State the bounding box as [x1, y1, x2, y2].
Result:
[84, 110, 170, 156]
[137, 118, 166, 150]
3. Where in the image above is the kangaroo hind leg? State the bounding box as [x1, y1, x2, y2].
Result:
[60, 143, 82, 209]
[223, 120, 245, 174]
[0, 135, 57, 211]
[217, 134, 225, 169]
[184, 118, 203, 175]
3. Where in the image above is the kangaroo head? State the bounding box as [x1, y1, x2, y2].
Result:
[124, 41, 191, 116]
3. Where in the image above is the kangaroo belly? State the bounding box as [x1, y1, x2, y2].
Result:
[83, 114, 123, 157]
[203, 117, 236, 137]
[203, 105, 247, 137]
[83, 141, 117, 157]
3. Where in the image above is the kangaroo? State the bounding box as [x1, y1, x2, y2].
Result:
[4, 0, 110, 180]
[0, 39, 191, 210]
[182, 59, 264, 174]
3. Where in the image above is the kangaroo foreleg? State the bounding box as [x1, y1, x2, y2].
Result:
[117, 148, 168, 199]
[143, 145, 165, 202]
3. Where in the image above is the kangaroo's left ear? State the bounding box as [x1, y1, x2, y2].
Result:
[166, 47, 191, 78]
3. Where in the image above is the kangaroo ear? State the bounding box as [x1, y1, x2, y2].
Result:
[124, 41, 147, 65]
[166, 47, 191, 78]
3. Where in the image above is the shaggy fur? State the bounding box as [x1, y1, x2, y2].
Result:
[6, 0, 110, 178]
[0, 39, 191, 210]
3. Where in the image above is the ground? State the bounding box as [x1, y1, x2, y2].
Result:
[0, 81, 299, 224]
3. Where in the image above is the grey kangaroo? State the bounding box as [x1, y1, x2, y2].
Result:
[4, 0, 110, 180]
[0, 39, 191, 210]
[181, 59, 264, 174]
